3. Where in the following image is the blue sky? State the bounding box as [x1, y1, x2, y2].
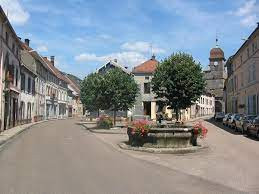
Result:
[0, 0, 258, 79]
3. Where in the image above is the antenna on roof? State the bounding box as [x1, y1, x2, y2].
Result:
[216, 30, 219, 48]
[150, 43, 153, 57]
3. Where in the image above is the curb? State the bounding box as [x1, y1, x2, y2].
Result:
[79, 123, 126, 134]
[118, 142, 209, 154]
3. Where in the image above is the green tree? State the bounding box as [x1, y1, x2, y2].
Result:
[102, 68, 139, 125]
[152, 52, 205, 121]
[80, 73, 106, 116]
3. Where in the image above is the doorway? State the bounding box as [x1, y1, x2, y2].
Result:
[143, 101, 151, 118]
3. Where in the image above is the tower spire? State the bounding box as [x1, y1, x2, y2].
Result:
[216, 30, 219, 48]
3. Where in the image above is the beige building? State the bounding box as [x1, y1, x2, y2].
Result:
[0, 6, 22, 131]
[225, 24, 259, 114]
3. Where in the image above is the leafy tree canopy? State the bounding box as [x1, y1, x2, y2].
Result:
[103, 68, 139, 112]
[80, 73, 106, 112]
[152, 52, 205, 120]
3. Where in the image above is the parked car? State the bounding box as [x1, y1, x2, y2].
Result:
[223, 113, 232, 126]
[229, 114, 244, 130]
[214, 112, 225, 121]
[236, 115, 257, 134]
[247, 116, 259, 139]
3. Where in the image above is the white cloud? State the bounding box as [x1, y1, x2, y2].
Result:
[36, 45, 48, 53]
[236, 0, 256, 16]
[75, 51, 147, 68]
[0, 0, 30, 25]
[240, 14, 257, 27]
[121, 41, 166, 54]
[231, 0, 258, 27]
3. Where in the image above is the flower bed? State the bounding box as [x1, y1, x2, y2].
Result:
[97, 115, 113, 129]
[191, 122, 208, 146]
[127, 120, 152, 147]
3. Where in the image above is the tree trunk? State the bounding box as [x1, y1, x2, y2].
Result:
[113, 110, 116, 126]
[97, 109, 100, 117]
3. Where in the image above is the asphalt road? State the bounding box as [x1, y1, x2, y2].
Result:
[0, 119, 245, 194]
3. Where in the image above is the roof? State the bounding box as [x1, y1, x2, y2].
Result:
[210, 47, 225, 60]
[97, 60, 130, 74]
[232, 24, 259, 59]
[42, 57, 69, 84]
[64, 75, 80, 94]
[0, 6, 21, 44]
[20, 50, 37, 75]
[20, 42, 50, 71]
[132, 57, 158, 74]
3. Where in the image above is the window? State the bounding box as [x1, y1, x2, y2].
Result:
[12, 43, 15, 53]
[21, 73, 25, 91]
[247, 95, 257, 115]
[248, 65, 256, 83]
[241, 72, 244, 87]
[32, 80, 35, 95]
[28, 77, 31, 93]
[144, 83, 151, 94]
[247, 48, 250, 58]
[240, 55, 243, 64]
[15, 68, 18, 86]
[5, 32, 9, 45]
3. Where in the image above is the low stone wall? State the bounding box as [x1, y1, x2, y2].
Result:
[146, 127, 193, 148]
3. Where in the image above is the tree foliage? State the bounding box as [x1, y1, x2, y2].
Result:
[80, 73, 106, 113]
[102, 68, 139, 125]
[151, 52, 205, 121]
[80, 68, 139, 125]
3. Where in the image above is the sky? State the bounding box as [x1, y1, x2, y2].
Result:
[0, 0, 258, 79]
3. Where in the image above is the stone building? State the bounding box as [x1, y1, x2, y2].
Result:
[0, 6, 22, 130]
[20, 42, 37, 124]
[43, 57, 68, 119]
[225, 23, 259, 114]
[131, 55, 159, 120]
[62, 73, 83, 118]
[204, 42, 226, 113]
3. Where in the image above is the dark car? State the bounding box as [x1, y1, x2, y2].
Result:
[236, 115, 257, 134]
[247, 116, 259, 139]
[214, 112, 225, 121]
[223, 113, 232, 126]
[229, 114, 244, 130]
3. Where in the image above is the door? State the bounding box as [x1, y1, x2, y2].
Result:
[143, 102, 151, 118]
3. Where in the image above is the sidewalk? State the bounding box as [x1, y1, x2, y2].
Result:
[0, 120, 48, 148]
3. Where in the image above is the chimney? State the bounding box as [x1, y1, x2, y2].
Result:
[25, 38, 30, 46]
[114, 59, 118, 63]
[50, 56, 55, 66]
[151, 54, 156, 60]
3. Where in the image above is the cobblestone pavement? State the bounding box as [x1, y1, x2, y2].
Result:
[93, 119, 259, 193]
[0, 119, 244, 194]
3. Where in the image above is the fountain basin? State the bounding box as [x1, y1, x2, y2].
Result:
[144, 127, 193, 148]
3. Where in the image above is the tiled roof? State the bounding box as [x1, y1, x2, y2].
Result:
[210, 47, 225, 60]
[65, 75, 80, 94]
[132, 58, 158, 74]
[42, 57, 69, 83]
